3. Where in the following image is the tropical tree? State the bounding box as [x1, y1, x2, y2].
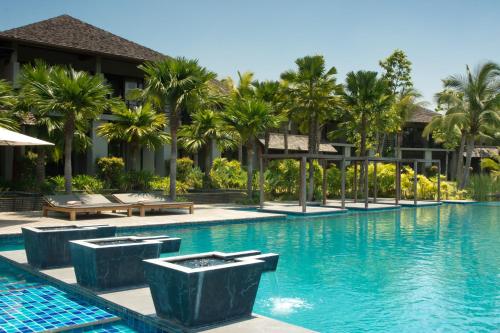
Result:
[22, 65, 112, 193]
[254, 80, 288, 155]
[139, 57, 216, 200]
[281, 55, 342, 200]
[179, 109, 236, 177]
[437, 62, 500, 188]
[0, 79, 18, 131]
[337, 71, 393, 158]
[379, 50, 418, 156]
[97, 103, 169, 170]
[423, 89, 467, 181]
[223, 98, 280, 196]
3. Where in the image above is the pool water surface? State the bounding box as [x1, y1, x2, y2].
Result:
[1, 203, 499, 332]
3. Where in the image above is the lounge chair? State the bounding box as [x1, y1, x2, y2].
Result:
[112, 193, 194, 216]
[43, 194, 133, 221]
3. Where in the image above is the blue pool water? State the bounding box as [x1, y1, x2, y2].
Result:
[1, 203, 499, 332]
[149, 204, 498, 332]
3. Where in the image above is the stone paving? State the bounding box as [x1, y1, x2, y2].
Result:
[0, 204, 285, 236]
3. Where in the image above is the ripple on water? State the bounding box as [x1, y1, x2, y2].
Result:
[261, 297, 312, 316]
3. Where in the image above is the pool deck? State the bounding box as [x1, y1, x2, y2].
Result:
[0, 204, 286, 237]
[0, 250, 316, 333]
[258, 202, 347, 215]
[375, 199, 442, 207]
[315, 200, 401, 211]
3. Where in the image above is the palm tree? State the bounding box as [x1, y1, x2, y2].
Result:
[97, 103, 169, 170]
[23, 65, 112, 193]
[439, 62, 500, 188]
[423, 89, 467, 181]
[179, 109, 236, 178]
[340, 71, 392, 158]
[392, 89, 422, 158]
[254, 80, 287, 155]
[222, 71, 257, 162]
[0, 79, 18, 131]
[223, 98, 280, 196]
[281, 55, 341, 200]
[139, 57, 216, 200]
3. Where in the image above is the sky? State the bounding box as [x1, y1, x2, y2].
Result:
[1, 0, 499, 106]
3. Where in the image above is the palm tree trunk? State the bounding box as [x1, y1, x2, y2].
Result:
[204, 140, 213, 178]
[283, 122, 289, 154]
[35, 147, 46, 189]
[456, 133, 466, 183]
[460, 135, 474, 189]
[238, 144, 243, 164]
[264, 130, 270, 155]
[193, 152, 199, 167]
[63, 115, 75, 194]
[129, 143, 140, 171]
[396, 132, 403, 158]
[169, 113, 179, 201]
[246, 140, 254, 197]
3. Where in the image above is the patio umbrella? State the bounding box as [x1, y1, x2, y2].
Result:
[0, 126, 54, 146]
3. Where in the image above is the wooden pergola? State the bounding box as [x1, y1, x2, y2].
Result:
[259, 153, 442, 212]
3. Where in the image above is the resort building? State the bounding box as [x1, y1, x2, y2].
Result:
[0, 14, 464, 181]
[0, 15, 171, 180]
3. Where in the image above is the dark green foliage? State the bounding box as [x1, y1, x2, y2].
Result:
[96, 157, 125, 188]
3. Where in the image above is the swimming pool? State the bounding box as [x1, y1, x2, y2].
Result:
[1, 203, 499, 332]
[142, 203, 499, 332]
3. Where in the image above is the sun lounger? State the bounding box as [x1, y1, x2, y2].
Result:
[43, 194, 133, 221]
[112, 193, 194, 216]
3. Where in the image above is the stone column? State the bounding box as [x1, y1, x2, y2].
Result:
[424, 150, 432, 167]
[86, 120, 108, 175]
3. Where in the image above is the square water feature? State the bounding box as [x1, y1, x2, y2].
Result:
[143, 250, 279, 328]
[22, 225, 116, 269]
[70, 235, 181, 290]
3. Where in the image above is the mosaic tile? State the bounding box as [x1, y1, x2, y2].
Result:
[70, 322, 139, 333]
[0, 261, 118, 333]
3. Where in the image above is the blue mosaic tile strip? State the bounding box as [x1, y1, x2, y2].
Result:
[0, 284, 117, 333]
[69, 322, 139, 333]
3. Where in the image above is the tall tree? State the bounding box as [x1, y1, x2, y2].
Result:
[22, 65, 111, 193]
[139, 57, 216, 200]
[338, 71, 392, 158]
[223, 98, 280, 197]
[281, 55, 341, 200]
[253, 80, 287, 155]
[435, 62, 500, 188]
[179, 109, 236, 178]
[97, 103, 169, 170]
[379, 49, 415, 156]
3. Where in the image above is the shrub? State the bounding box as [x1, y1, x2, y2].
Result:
[45, 175, 104, 193]
[120, 171, 155, 192]
[96, 157, 125, 188]
[177, 157, 194, 182]
[72, 175, 104, 193]
[210, 158, 246, 189]
[265, 159, 300, 199]
[149, 176, 189, 194]
[467, 174, 500, 201]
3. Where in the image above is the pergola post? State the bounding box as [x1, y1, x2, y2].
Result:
[395, 161, 400, 205]
[413, 160, 418, 206]
[353, 161, 358, 203]
[437, 160, 441, 202]
[341, 158, 346, 209]
[364, 158, 369, 209]
[373, 161, 378, 203]
[300, 156, 307, 213]
[259, 154, 264, 209]
[322, 160, 327, 206]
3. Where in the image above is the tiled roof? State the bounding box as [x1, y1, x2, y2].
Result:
[0, 15, 165, 62]
[407, 106, 440, 123]
[258, 133, 338, 153]
[468, 147, 499, 158]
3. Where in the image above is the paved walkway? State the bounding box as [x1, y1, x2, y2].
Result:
[0, 205, 285, 236]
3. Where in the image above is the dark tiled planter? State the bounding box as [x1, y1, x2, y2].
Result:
[22, 225, 116, 269]
[70, 235, 181, 290]
[143, 250, 279, 328]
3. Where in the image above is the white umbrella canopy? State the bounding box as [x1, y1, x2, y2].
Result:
[0, 126, 54, 146]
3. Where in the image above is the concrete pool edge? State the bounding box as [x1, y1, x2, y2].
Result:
[0, 250, 316, 333]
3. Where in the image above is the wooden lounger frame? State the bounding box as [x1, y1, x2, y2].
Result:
[42, 204, 133, 221]
[132, 202, 194, 217]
